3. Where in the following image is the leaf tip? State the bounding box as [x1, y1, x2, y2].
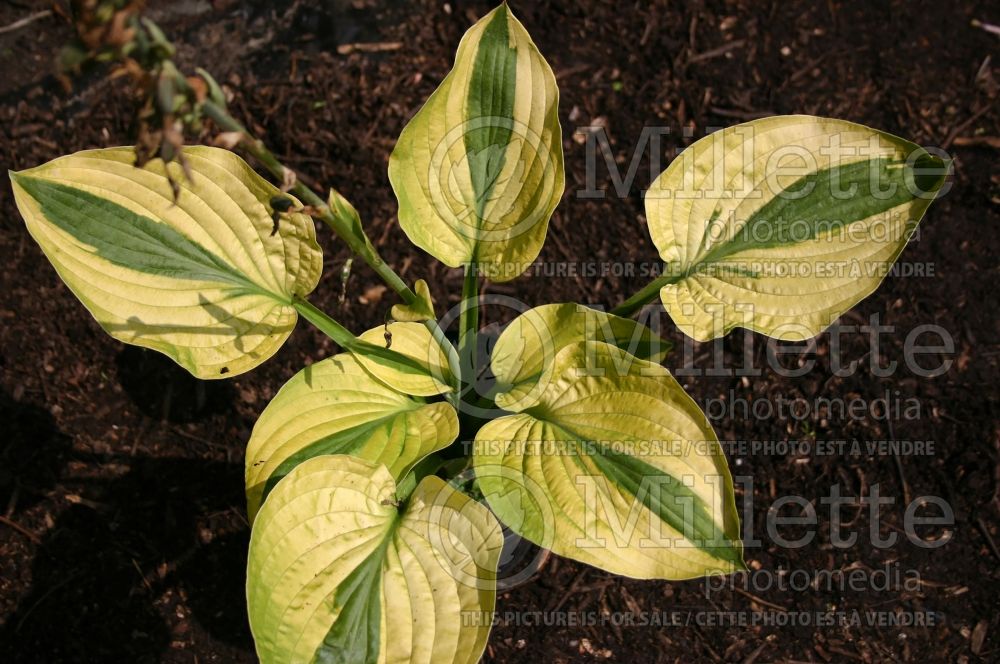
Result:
[908, 148, 950, 198]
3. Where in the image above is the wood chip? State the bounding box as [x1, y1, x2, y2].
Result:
[337, 42, 403, 55]
[971, 619, 988, 654]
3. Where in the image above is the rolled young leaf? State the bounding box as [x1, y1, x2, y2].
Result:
[9, 146, 323, 378]
[490, 303, 672, 412]
[244, 353, 459, 520]
[247, 455, 502, 664]
[644, 115, 948, 341]
[476, 341, 743, 579]
[388, 4, 564, 281]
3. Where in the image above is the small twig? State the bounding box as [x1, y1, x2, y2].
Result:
[709, 106, 775, 120]
[742, 639, 772, 664]
[689, 40, 745, 63]
[886, 417, 912, 505]
[971, 19, 1000, 37]
[942, 102, 995, 149]
[0, 514, 41, 544]
[546, 568, 588, 613]
[784, 53, 827, 86]
[826, 646, 864, 661]
[952, 135, 1000, 149]
[131, 558, 155, 593]
[14, 572, 81, 633]
[733, 587, 788, 612]
[169, 425, 232, 451]
[691, 624, 724, 662]
[555, 64, 590, 80]
[229, 505, 251, 529]
[0, 9, 51, 36]
[975, 516, 1000, 562]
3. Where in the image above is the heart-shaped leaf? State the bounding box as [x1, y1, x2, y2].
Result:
[645, 116, 947, 341]
[244, 353, 459, 520]
[476, 341, 743, 579]
[490, 303, 671, 412]
[388, 4, 564, 281]
[10, 146, 323, 377]
[248, 455, 502, 664]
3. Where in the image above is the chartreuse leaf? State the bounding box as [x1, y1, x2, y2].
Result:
[9, 146, 322, 378]
[247, 455, 502, 664]
[388, 4, 564, 281]
[244, 353, 459, 520]
[391, 278, 437, 322]
[475, 341, 743, 579]
[645, 115, 948, 341]
[490, 303, 672, 412]
[353, 322, 455, 397]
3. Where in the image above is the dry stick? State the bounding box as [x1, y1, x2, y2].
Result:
[942, 102, 996, 150]
[691, 624, 724, 662]
[336, 41, 403, 55]
[733, 587, 788, 612]
[0, 514, 41, 545]
[742, 640, 771, 664]
[547, 567, 589, 613]
[0, 9, 51, 36]
[886, 416, 912, 506]
[953, 135, 1000, 149]
[169, 425, 232, 452]
[688, 39, 745, 64]
[14, 572, 82, 633]
[975, 516, 1000, 562]
[709, 106, 776, 121]
[971, 19, 1000, 36]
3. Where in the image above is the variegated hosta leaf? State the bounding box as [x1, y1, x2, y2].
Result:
[645, 115, 948, 341]
[388, 4, 564, 281]
[245, 353, 458, 520]
[248, 455, 502, 664]
[391, 278, 437, 322]
[9, 146, 322, 378]
[354, 321, 455, 397]
[490, 303, 672, 412]
[476, 341, 743, 579]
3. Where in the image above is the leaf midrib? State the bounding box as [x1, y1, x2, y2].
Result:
[535, 415, 740, 566]
[261, 403, 423, 504]
[15, 174, 285, 304]
[682, 156, 918, 274]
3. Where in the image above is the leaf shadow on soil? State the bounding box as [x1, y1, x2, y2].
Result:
[0, 381, 254, 662]
[116, 345, 235, 423]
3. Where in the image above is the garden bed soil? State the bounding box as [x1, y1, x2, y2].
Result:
[1, 1, 998, 662]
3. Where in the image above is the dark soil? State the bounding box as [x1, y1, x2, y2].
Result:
[1, 1, 998, 662]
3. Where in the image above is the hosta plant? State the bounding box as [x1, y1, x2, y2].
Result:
[10, 4, 946, 663]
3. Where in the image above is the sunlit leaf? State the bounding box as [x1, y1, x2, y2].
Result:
[391, 278, 437, 322]
[248, 455, 502, 664]
[245, 353, 459, 520]
[388, 4, 564, 281]
[490, 303, 671, 412]
[645, 115, 947, 341]
[477, 341, 743, 579]
[10, 146, 323, 377]
[354, 321, 455, 397]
